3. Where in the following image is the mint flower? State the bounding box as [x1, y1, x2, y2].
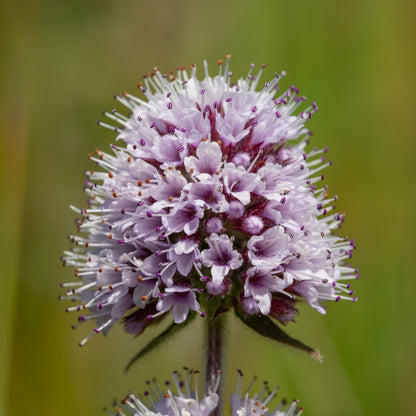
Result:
[61, 57, 357, 347]
[107, 370, 303, 416]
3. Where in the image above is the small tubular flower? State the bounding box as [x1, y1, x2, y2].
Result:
[61, 57, 357, 345]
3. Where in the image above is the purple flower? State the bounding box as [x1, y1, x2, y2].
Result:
[61, 57, 357, 345]
[107, 369, 303, 416]
[155, 282, 200, 324]
[200, 234, 243, 285]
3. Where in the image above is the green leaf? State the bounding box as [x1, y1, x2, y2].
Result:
[235, 309, 322, 361]
[125, 312, 196, 372]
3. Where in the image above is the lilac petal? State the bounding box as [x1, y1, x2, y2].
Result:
[171, 305, 190, 323]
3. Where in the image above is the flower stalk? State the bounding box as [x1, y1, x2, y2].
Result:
[205, 313, 224, 406]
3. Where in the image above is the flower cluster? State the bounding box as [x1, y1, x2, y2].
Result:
[107, 370, 303, 416]
[61, 57, 357, 345]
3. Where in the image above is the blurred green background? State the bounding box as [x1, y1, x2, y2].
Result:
[1, 0, 415, 415]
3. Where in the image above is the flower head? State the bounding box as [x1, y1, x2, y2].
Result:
[61, 57, 357, 345]
[107, 370, 303, 416]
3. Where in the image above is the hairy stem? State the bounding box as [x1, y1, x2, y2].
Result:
[205, 313, 224, 415]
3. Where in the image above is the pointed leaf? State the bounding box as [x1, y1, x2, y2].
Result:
[235, 309, 322, 361]
[125, 312, 196, 372]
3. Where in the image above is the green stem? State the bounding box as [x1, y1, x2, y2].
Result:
[205, 313, 224, 415]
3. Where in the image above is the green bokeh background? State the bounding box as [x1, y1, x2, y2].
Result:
[2, 0, 415, 415]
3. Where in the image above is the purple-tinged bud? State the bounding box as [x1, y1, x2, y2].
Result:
[243, 216, 264, 235]
[227, 200, 245, 219]
[206, 217, 223, 234]
[232, 152, 251, 168]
